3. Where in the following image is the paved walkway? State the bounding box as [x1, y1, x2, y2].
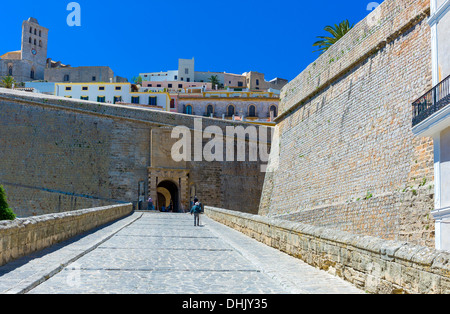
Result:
[0, 212, 364, 294]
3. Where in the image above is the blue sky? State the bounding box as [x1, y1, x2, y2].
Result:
[0, 0, 381, 82]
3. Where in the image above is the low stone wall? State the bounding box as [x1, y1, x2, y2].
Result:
[205, 206, 450, 294]
[0, 203, 133, 266]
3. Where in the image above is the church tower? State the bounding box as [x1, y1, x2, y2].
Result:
[21, 17, 48, 80]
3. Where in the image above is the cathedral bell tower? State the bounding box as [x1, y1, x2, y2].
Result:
[21, 17, 48, 80]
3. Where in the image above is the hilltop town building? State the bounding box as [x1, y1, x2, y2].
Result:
[0, 18, 48, 82]
[178, 89, 279, 123]
[139, 58, 288, 91]
[0, 18, 126, 84]
[54, 82, 171, 110]
[139, 58, 284, 120]
[44, 65, 127, 83]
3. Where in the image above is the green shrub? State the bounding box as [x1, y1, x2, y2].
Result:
[0, 185, 16, 221]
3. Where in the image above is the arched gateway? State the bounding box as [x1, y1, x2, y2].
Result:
[148, 167, 190, 213]
[157, 180, 179, 212]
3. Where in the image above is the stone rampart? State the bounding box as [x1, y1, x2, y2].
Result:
[260, 0, 435, 246]
[206, 206, 450, 294]
[0, 88, 270, 216]
[0, 203, 133, 267]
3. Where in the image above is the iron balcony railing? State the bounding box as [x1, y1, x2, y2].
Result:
[412, 74, 450, 127]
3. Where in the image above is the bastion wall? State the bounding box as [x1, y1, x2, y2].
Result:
[260, 0, 436, 247]
[0, 89, 270, 217]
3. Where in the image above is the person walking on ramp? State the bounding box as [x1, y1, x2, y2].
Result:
[190, 198, 202, 227]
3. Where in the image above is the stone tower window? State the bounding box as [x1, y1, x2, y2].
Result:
[30, 69, 35, 79]
[39, 40, 42, 47]
[8, 66, 13, 76]
[29, 37, 32, 44]
[39, 30, 41, 37]
[29, 27, 32, 33]
[34, 39, 36, 45]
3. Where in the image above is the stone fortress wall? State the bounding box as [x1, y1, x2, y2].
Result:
[0, 89, 271, 217]
[260, 0, 436, 247]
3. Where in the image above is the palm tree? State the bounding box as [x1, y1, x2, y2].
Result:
[1, 75, 16, 89]
[208, 75, 220, 89]
[132, 75, 142, 85]
[313, 20, 354, 55]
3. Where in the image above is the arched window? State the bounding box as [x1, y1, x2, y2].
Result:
[34, 39, 36, 45]
[30, 69, 35, 79]
[186, 105, 193, 115]
[29, 37, 32, 44]
[39, 40, 42, 47]
[227, 105, 235, 117]
[29, 27, 32, 33]
[206, 104, 214, 116]
[270, 105, 278, 117]
[248, 105, 256, 117]
[34, 29, 37, 35]
[8, 66, 13, 76]
[39, 30, 41, 37]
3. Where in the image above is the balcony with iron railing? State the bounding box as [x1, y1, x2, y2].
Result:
[412, 74, 450, 127]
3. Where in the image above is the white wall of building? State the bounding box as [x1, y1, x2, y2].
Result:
[441, 127, 450, 208]
[414, 0, 450, 251]
[140, 71, 179, 82]
[430, 0, 450, 84]
[56, 83, 131, 103]
[55, 83, 170, 110]
[438, 7, 450, 80]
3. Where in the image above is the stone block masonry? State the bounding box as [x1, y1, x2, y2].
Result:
[0, 88, 270, 216]
[0, 203, 133, 267]
[205, 206, 450, 294]
[260, 0, 436, 247]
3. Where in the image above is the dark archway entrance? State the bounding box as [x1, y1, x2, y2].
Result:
[157, 180, 179, 212]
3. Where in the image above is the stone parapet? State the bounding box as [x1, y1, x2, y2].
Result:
[205, 206, 450, 294]
[0, 203, 133, 267]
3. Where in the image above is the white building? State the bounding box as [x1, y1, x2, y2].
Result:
[139, 58, 288, 91]
[140, 70, 179, 82]
[54, 83, 171, 111]
[140, 58, 195, 82]
[412, 0, 450, 251]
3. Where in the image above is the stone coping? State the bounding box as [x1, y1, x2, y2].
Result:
[205, 206, 450, 294]
[0, 203, 133, 267]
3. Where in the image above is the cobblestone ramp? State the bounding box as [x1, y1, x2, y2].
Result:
[0, 212, 363, 294]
